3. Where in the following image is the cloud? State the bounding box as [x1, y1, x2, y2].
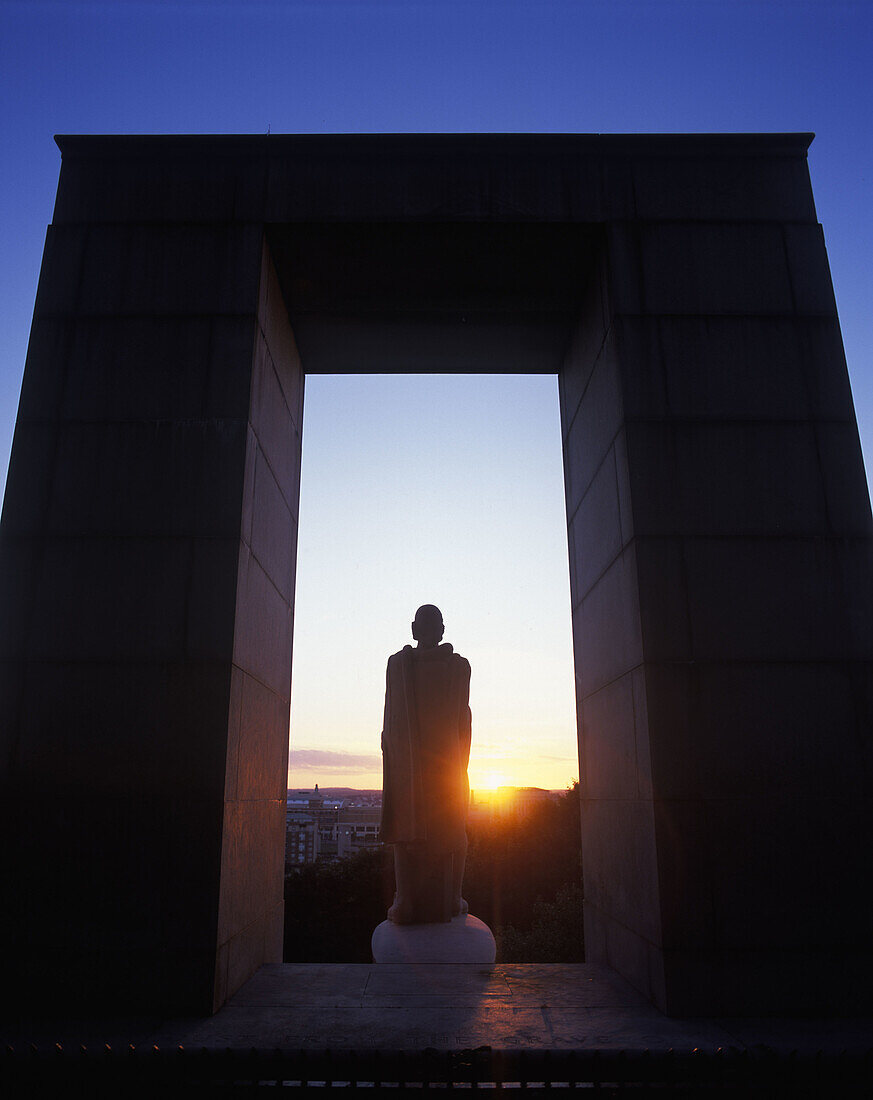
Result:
[291, 748, 382, 773]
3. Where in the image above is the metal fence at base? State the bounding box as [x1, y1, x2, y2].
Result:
[3, 1044, 873, 1094]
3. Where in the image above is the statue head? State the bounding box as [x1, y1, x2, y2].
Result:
[411, 604, 444, 648]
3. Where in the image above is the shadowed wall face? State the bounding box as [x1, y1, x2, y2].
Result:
[561, 171, 873, 1013]
[1, 134, 871, 1016]
[216, 243, 302, 1011]
[0, 218, 301, 1012]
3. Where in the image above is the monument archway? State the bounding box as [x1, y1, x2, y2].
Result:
[1, 134, 871, 1017]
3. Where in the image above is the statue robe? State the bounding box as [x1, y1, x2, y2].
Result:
[380, 643, 471, 853]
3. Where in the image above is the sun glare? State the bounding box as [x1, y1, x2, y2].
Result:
[474, 771, 512, 792]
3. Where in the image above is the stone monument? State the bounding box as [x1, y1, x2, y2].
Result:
[372, 605, 496, 963]
[3, 134, 870, 1014]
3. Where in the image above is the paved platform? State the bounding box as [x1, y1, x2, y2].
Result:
[5, 963, 872, 1055]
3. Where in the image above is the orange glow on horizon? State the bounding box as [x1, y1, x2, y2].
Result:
[471, 770, 513, 792]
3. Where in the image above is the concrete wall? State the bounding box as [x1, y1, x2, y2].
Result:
[2, 134, 871, 1017]
[562, 153, 873, 1014]
[215, 242, 302, 1010]
[561, 243, 665, 1006]
[0, 219, 301, 1012]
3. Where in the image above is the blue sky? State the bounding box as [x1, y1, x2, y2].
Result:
[1, 0, 871, 788]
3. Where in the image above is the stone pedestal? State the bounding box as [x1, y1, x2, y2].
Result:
[372, 915, 496, 964]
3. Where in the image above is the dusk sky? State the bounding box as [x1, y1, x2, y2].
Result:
[2, 0, 871, 791]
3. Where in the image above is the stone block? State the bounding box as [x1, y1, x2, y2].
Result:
[784, 223, 838, 315]
[797, 316, 856, 419]
[52, 315, 256, 423]
[606, 223, 644, 316]
[815, 421, 873, 535]
[632, 155, 816, 222]
[213, 941, 229, 1013]
[53, 153, 268, 225]
[12, 658, 233, 799]
[250, 334, 303, 514]
[612, 316, 666, 420]
[580, 798, 661, 944]
[613, 427, 634, 545]
[232, 544, 294, 699]
[598, 156, 636, 220]
[849, 660, 873, 749]
[625, 421, 828, 538]
[225, 916, 271, 1007]
[658, 316, 807, 419]
[263, 138, 607, 224]
[305, 315, 570, 376]
[682, 537, 868, 662]
[579, 671, 642, 800]
[603, 907, 663, 1007]
[638, 663, 699, 800]
[236, 671, 291, 801]
[31, 224, 87, 316]
[704, 795, 873, 951]
[14, 317, 71, 421]
[562, 340, 624, 514]
[582, 898, 608, 964]
[250, 441, 298, 603]
[837, 543, 873, 658]
[239, 426, 258, 550]
[652, 799, 715, 952]
[572, 545, 643, 696]
[0, 421, 58, 535]
[640, 223, 793, 315]
[73, 223, 262, 317]
[0, 539, 38, 659]
[619, 315, 843, 422]
[659, 945, 873, 1017]
[630, 666, 653, 800]
[28, 537, 191, 660]
[217, 799, 286, 946]
[60, 316, 206, 420]
[43, 419, 249, 538]
[224, 664, 244, 802]
[564, 509, 578, 602]
[567, 445, 623, 600]
[8, 786, 222, 951]
[558, 260, 610, 433]
[634, 538, 692, 663]
[259, 242, 304, 429]
[186, 537, 243, 659]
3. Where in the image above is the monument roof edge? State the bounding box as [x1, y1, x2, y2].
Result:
[53, 132, 815, 160]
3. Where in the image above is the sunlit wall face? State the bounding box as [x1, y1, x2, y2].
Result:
[288, 374, 579, 793]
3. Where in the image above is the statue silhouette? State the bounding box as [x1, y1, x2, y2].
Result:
[380, 605, 471, 923]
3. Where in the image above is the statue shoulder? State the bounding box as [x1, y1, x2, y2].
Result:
[453, 652, 471, 675]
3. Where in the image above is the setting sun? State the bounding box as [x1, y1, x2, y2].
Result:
[471, 771, 512, 792]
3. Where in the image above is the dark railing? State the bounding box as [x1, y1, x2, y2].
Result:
[3, 1044, 872, 1094]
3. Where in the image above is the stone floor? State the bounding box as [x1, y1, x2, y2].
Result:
[7, 963, 870, 1055]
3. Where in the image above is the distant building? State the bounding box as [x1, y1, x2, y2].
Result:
[286, 786, 383, 865]
[468, 786, 559, 825]
[338, 805, 382, 853]
[512, 787, 558, 817]
[285, 816, 319, 866]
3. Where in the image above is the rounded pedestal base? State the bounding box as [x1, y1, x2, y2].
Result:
[371, 913, 496, 964]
